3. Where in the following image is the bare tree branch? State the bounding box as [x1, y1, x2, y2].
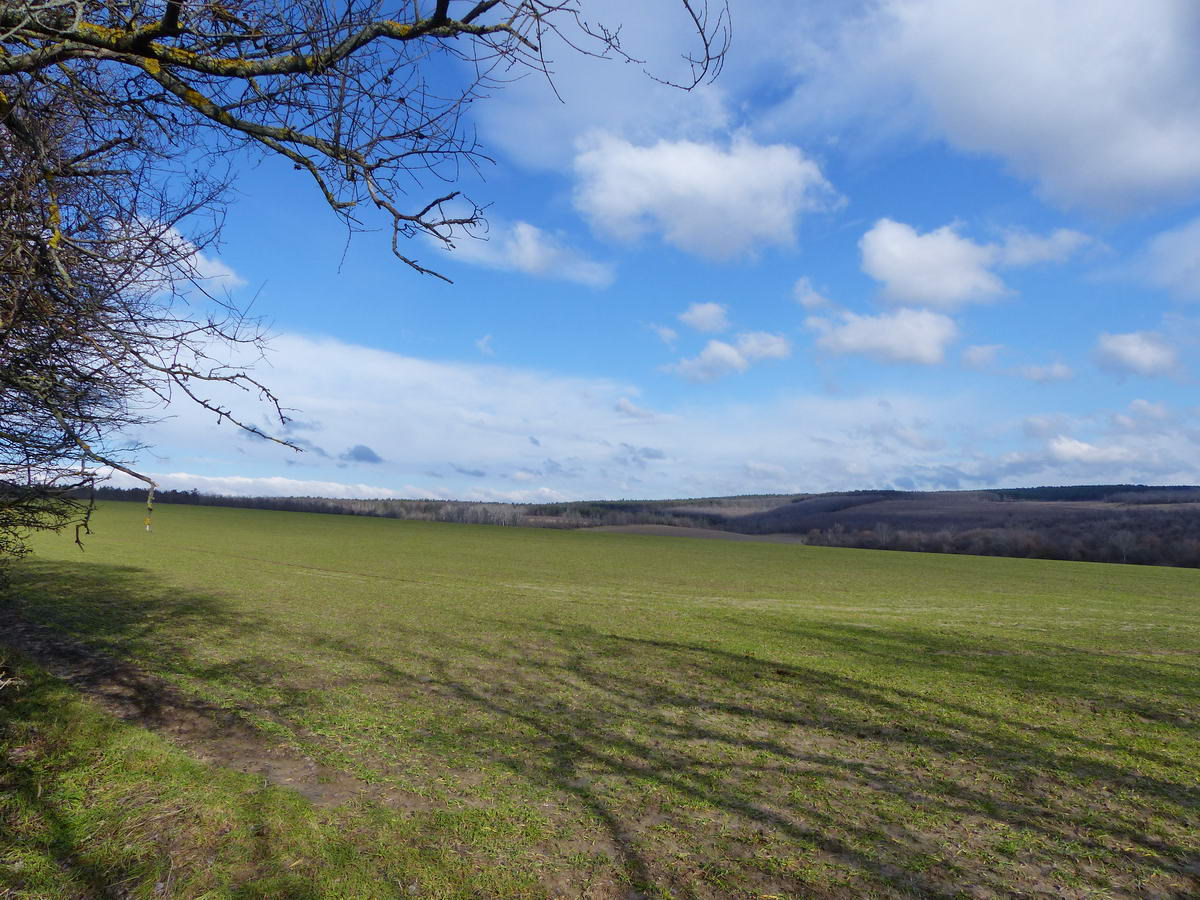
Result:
[0, 0, 729, 560]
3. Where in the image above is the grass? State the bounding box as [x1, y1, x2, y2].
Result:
[0, 654, 477, 899]
[3, 500, 1199, 898]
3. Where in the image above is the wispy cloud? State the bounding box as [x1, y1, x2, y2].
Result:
[445, 220, 613, 287]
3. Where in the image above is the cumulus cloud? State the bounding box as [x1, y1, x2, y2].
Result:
[574, 134, 837, 259]
[671, 340, 749, 382]
[669, 332, 791, 382]
[1095, 331, 1179, 376]
[678, 302, 730, 333]
[782, 0, 1200, 211]
[1018, 362, 1074, 383]
[997, 228, 1092, 266]
[1113, 399, 1172, 430]
[1143, 217, 1200, 299]
[859, 220, 1088, 309]
[860, 219, 1004, 308]
[807, 308, 957, 364]
[190, 248, 247, 290]
[446, 220, 613, 287]
[793, 276, 831, 309]
[648, 324, 679, 345]
[471, 0, 732, 169]
[1047, 436, 1138, 465]
[117, 222, 247, 295]
[735, 331, 791, 362]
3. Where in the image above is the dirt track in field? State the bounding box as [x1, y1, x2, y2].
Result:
[0, 610, 373, 809]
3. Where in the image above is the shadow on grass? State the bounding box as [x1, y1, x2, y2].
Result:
[307, 620, 1199, 898]
[4, 558, 1200, 898]
[1, 558, 260, 661]
[0, 658, 333, 900]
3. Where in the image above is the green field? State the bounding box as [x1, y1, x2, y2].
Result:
[2, 501, 1199, 898]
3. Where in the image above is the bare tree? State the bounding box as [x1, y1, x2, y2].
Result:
[1, 1, 728, 276]
[1110, 529, 1137, 564]
[1, 95, 284, 564]
[0, 1, 729, 561]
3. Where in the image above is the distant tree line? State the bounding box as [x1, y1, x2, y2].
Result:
[87, 485, 1200, 568]
[88, 487, 733, 529]
[90, 487, 531, 526]
[791, 518, 1200, 568]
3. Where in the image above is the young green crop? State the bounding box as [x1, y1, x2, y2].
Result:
[4, 501, 1199, 898]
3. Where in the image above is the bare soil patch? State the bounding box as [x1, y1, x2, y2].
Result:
[0, 609, 371, 809]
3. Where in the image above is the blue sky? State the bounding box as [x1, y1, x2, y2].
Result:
[119, 0, 1200, 501]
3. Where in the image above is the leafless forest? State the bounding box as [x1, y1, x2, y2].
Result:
[90, 484, 1200, 567]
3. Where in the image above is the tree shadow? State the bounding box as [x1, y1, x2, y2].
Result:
[2, 557, 261, 662]
[4, 558, 1199, 898]
[296, 614, 1199, 898]
[0, 652, 335, 899]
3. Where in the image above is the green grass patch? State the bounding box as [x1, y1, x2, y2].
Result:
[0, 652, 523, 898]
[3, 501, 1199, 898]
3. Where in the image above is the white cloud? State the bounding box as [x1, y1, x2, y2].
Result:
[997, 228, 1092, 266]
[1047, 436, 1138, 465]
[105, 470, 408, 499]
[793, 276, 831, 309]
[574, 134, 837, 259]
[670, 340, 749, 382]
[859, 219, 1091, 308]
[1129, 399, 1170, 420]
[133, 335, 644, 497]
[1095, 331, 1179, 376]
[614, 397, 657, 420]
[1113, 398, 1172, 430]
[962, 344, 1002, 369]
[808, 308, 957, 365]
[669, 331, 791, 382]
[648, 324, 679, 346]
[1023, 414, 1072, 439]
[859, 219, 1002, 308]
[120, 223, 247, 295]
[462, 486, 572, 504]
[782, 0, 1200, 211]
[475, 334, 495, 356]
[446, 220, 613, 287]
[472, 0, 733, 169]
[1143, 217, 1200, 299]
[678, 302, 730, 333]
[1018, 362, 1074, 383]
[190, 249, 248, 290]
[121, 333, 1200, 501]
[735, 331, 791, 362]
